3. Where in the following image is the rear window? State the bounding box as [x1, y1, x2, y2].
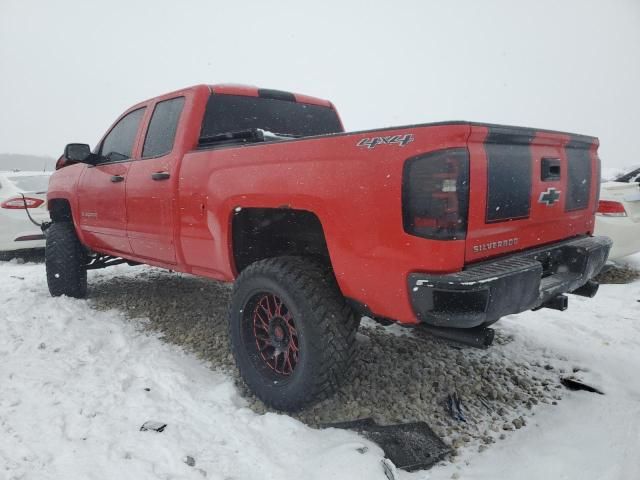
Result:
[8, 175, 50, 193]
[200, 94, 343, 139]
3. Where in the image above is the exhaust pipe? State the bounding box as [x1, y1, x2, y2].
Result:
[571, 280, 600, 298]
[419, 325, 495, 349]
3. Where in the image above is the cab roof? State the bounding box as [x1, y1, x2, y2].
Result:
[135, 84, 334, 109]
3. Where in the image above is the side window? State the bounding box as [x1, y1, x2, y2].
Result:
[142, 97, 185, 158]
[99, 107, 146, 163]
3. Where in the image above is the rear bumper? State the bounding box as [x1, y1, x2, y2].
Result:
[408, 236, 612, 328]
[0, 209, 49, 252]
[0, 227, 47, 252]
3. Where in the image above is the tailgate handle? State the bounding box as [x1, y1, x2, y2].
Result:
[541, 158, 561, 181]
[151, 172, 170, 181]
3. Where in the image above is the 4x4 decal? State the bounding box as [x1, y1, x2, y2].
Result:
[357, 133, 414, 149]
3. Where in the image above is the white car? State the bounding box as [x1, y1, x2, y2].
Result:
[0, 171, 52, 256]
[595, 166, 640, 260]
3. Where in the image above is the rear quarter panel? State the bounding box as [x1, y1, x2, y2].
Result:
[178, 124, 471, 323]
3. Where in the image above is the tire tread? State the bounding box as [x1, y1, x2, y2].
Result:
[229, 256, 358, 410]
[45, 222, 87, 298]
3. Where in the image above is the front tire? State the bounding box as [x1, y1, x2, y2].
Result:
[45, 222, 87, 298]
[228, 256, 358, 411]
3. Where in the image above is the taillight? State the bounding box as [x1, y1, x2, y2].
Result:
[402, 148, 470, 240]
[1, 197, 45, 209]
[597, 200, 626, 217]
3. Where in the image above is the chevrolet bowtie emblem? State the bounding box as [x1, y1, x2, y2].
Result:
[538, 187, 561, 206]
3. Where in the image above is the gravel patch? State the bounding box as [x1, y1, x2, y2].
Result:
[595, 263, 640, 284]
[90, 267, 568, 454]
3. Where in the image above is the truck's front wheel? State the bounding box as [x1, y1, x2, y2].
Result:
[228, 256, 358, 411]
[45, 222, 87, 298]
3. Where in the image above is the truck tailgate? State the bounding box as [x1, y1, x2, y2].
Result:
[465, 124, 599, 263]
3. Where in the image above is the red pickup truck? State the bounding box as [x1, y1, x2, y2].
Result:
[46, 84, 611, 411]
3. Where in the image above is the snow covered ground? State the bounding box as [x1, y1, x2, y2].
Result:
[0, 262, 385, 480]
[1, 256, 639, 479]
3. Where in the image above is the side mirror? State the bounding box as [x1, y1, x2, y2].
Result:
[64, 143, 92, 163]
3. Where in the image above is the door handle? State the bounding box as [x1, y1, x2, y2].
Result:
[111, 175, 124, 183]
[151, 172, 170, 181]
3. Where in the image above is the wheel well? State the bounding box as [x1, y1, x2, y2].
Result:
[48, 198, 72, 222]
[232, 208, 331, 274]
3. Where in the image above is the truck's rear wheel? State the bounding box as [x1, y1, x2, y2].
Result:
[228, 256, 358, 411]
[45, 222, 87, 298]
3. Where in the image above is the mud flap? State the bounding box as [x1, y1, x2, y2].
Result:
[325, 418, 451, 471]
[560, 377, 604, 395]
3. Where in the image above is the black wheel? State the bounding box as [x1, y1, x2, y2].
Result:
[228, 256, 358, 411]
[45, 222, 87, 298]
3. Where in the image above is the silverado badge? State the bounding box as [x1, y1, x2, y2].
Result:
[538, 187, 561, 206]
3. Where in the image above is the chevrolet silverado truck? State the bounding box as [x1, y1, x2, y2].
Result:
[46, 84, 612, 411]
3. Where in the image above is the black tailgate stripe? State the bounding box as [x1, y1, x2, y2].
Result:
[485, 126, 534, 223]
[565, 136, 592, 211]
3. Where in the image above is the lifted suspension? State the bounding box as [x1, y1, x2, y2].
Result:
[85, 255, 135, 270]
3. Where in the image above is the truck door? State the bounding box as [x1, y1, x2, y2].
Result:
[125, 96, 185, 264]
[76, 107, 146, 255]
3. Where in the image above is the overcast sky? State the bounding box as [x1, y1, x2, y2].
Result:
[1, 0, 638, 167]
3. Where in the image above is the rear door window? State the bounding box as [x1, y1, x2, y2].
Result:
[99, 107, 146, 163]
[142, 97, 185, 158]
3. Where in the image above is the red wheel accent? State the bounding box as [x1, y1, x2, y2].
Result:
[252, 293, 299, 375]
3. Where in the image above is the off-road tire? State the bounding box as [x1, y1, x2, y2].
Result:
[228, 256, 358, 411]
[45, 222, 87, 298]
